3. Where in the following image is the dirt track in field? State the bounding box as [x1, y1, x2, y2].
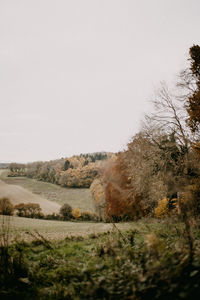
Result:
[0, 170, 61, 214]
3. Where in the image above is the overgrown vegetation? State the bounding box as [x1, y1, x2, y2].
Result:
[1, 218, 200, 299]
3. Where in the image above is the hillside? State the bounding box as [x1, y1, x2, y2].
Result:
[0, 178, 61, 214]
[0, 170, 95, 213]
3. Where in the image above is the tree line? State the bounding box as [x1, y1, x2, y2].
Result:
[0, 197, 100, 221]
[8, 152, 114, 188]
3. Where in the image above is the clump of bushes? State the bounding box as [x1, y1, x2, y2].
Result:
[15, 203, 43, 218]
[44, 213, 61, 221]
[59, 204, 101, 222]
[0, 197, 14, 216]
[79, 210, 100, 222]
[0, 199, 101, 222]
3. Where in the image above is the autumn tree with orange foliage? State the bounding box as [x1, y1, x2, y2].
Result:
[94, 127, 197, 220]
[103, 152, 146, 221]
[19, 152, 111, 188]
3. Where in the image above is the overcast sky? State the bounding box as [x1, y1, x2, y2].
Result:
[0, 0, 200, 163]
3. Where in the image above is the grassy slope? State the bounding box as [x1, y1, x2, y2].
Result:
[0, 180, 61, 215]
[0, 215, 134, 241]
[0, 170, 95, 212]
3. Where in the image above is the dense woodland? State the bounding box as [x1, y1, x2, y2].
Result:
[8, 152, 114, 188]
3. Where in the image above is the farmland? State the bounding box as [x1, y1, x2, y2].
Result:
[0, 170, 95, 213]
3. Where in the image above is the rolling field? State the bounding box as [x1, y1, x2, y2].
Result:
[0, 178, 61, 214]
[0, 170, 95, 212]
[0, 170, 135, 242]
[0, 215, 134, 241]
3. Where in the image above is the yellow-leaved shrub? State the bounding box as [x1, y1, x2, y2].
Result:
[72, 208, 81, 219]
[155, 197, 178, 218]
[154, 198, 169, 218]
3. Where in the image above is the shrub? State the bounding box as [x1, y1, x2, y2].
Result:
[79, 211, 100, 222]
[14, 203, 42, 218]
[155, 197, 178, 218]
[59, 203, 72, 220]
[0, 198, 14, 216]
[72, 208, 81, 219]
[154, 198, 169, 218]
[44, 213, 60, 220]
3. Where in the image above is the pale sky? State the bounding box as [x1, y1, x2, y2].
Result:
[0, 0, 200, 163]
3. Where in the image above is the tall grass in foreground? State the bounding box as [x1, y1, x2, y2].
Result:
[1, 215, 200, 299]
[0, 215, 32, 298]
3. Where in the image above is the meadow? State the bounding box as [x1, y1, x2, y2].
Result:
[0, 215, 134, 242]
[0, 170, 95, 212]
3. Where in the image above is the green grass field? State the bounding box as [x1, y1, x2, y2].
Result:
[0, 170, 95, 212]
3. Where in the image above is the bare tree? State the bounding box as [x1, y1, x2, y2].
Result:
[144, 81, 191, 154]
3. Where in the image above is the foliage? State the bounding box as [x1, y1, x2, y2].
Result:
[58, 163, 99, 188]
[44, 213, 61, 221]
[59, 203, 72, 220]
[187, 89, 200, 133]
[72, 208, 81, 219]
[8, 152, 113, 189]
[0, 197, 14, 216]
[180, 45, 200, 134]
[9, 163, 26, 173]
[96, 130, 192, 220]
[0, 216, 30, 296]
[89, 45, 200, 221]
[154, 197, 169, 218]
[15, 203, 42, 218]
[90, 178, 106, 220]
[79, 210, 100, 222]
[2, 218, 200, 299]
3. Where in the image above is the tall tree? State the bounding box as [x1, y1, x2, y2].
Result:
[186, 45, 200, 133]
